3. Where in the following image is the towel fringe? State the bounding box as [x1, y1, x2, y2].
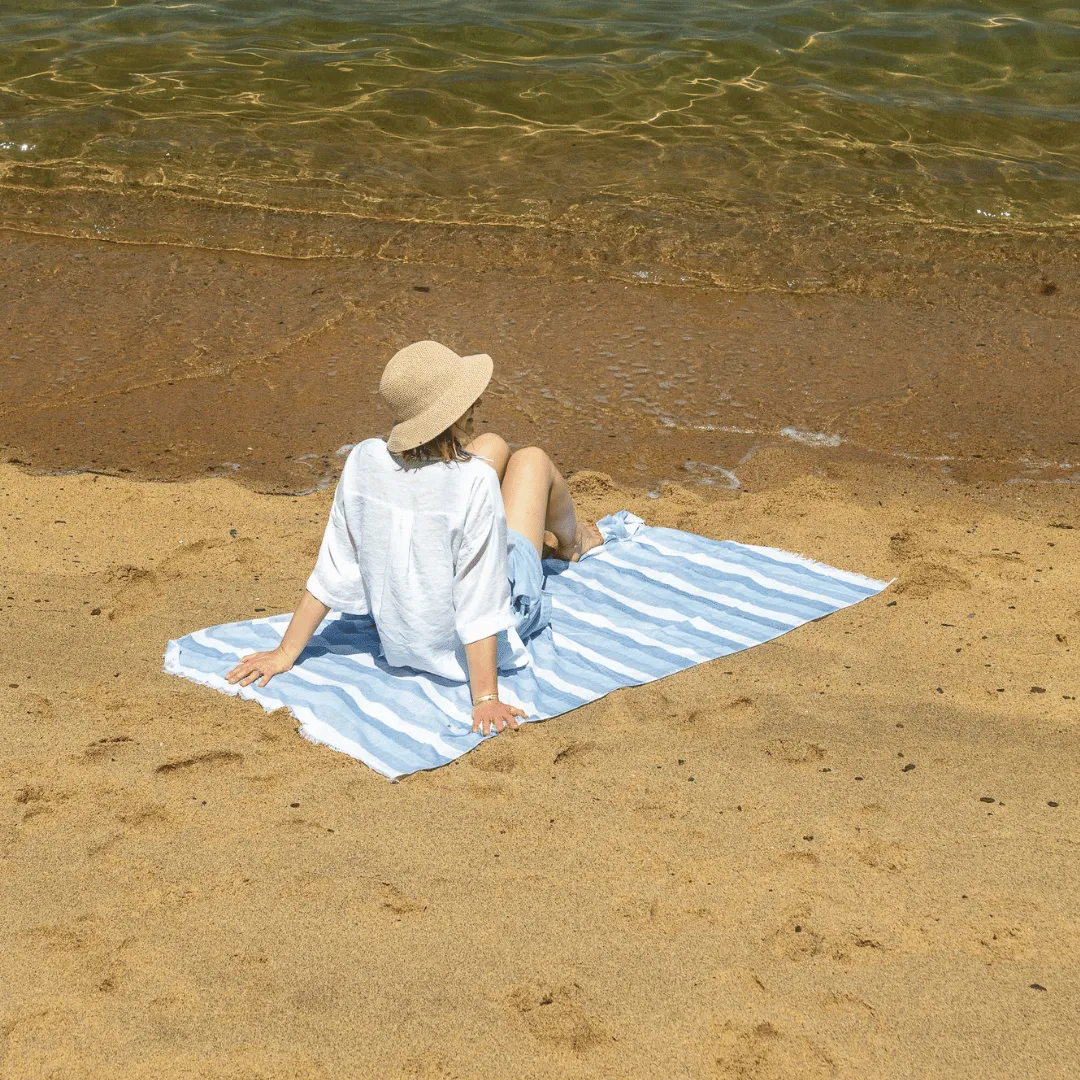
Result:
[733, 542, 892, 591]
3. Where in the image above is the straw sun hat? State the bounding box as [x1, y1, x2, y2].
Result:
[380, 340, 493, 453]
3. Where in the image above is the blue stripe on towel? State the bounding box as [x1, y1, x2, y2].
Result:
[164, 511, 889, 779]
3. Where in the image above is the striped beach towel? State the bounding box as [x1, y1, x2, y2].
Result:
[164, 511, 888, 779]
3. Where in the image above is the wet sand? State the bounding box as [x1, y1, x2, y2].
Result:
[2, 448, 1078, 1078]
[2, 228, 1078, 496]
[1, 223, 1079, 1077]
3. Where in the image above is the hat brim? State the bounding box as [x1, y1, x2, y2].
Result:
[386, 352, 493, 453]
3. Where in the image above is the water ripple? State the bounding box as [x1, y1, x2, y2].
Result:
[0, 0, 1077, 274]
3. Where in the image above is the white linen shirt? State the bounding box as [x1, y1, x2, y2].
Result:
[305, 438, 528, 681]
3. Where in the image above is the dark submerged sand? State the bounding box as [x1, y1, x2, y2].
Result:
[2, 229, 1078, 495]
[1, 227, 1078, 1078]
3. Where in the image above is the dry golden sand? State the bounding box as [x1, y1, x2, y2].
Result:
[1, 454, 1078, 1079]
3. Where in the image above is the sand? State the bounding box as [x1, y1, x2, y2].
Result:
[2, 446, 1077, 1078]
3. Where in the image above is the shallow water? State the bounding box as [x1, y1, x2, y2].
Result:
[1, 1, 1078, 287]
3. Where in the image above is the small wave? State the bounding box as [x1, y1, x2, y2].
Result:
[680, 461, 741, 489]
[779, 427, 842, 447]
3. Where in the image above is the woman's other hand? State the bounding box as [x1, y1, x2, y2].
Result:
[471, 699, 526, 736]
[226, 647, 295, 688]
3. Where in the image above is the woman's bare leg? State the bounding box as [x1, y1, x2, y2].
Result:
[501, 446, 602, 560]
[465, 431, 511, 481]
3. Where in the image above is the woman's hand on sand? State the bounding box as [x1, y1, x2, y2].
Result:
[472, 699, 526, 737]
[226, 647, 295, 689]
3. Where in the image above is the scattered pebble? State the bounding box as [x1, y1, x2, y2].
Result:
[902, 763, 916, 772]
[1047, 801, 1059, 808]
[91, 607, 101, 616]
[1030, 686, 1046, 694]
[1030, 983, 1047, 991]
[979, 796, 995, 803]
[229, 528, 238, 537]
[289, 802, 300, 808]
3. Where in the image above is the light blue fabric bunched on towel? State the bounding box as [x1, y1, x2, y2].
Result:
[164, 512, 889, 780]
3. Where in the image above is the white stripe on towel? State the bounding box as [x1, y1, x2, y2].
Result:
[594, 551, 802, 625]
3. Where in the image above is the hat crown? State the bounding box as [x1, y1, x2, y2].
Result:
[378, 340, 493, 453]
[380, 340, 461, 420]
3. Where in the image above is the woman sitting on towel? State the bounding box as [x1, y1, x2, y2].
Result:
[226, 340, 603, 736]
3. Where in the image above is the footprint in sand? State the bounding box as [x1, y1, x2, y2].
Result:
[154, 749, 243, 774]
[782, 850, 820, 867]
[82, 735, 135, 762]
[14, 785, 67, 823]
[853, 834, 909, 874]
[714, 1020, 834, 1080]
[766, 907, 823, 961]
[379, 882, 427, 916]
[894, 559, 972, 597]
[507, 980, 609, 1054]
[470, 742, 518, 773]
[551, 739, 594, 767]
[822, 989, 877, 1018]
[26, 924, 92, 953]
[764, 738, 825, 764]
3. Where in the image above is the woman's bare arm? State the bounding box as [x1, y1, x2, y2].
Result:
[464, 634, 526, 736]
[226, 589, 330, 688]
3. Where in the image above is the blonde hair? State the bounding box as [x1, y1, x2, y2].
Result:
[396, 424, 472, 466]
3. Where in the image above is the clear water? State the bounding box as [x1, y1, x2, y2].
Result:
[1, 1, 1078, 283]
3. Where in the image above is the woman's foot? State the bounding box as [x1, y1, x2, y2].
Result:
[553, 520, 603, 562]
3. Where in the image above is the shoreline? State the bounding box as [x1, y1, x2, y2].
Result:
[2, 227, 1077, 499]
[3, 182, 1079, 298]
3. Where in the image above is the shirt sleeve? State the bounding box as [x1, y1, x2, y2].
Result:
[305, 475, 370, 614]
[452, 467, 514, 645]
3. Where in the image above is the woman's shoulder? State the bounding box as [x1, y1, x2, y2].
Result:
[342, 438, 390, 468]
[335, 439, 391, 491]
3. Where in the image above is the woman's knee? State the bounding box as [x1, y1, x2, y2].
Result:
[507, 446, 551, 476]
[467, 432, 511, 475]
